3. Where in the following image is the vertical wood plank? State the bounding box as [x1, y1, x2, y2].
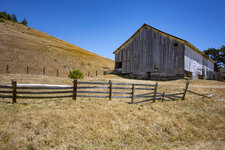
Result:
[182, 81, 189, 100]
[12, 80, 17, 104]
[131, 84, 135, 104]
[153, 82, 158, 102]
[109, 80, 112, 100]
[73, 79, 77, 100]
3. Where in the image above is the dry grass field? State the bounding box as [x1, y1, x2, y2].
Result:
[0, 21, 114, 77]
[0, 74, 225, 150]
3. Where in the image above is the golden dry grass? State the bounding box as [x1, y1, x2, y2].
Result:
[0, 21, 114, 77]
[0, 74, 225, 150]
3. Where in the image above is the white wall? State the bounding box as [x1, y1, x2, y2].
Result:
[184, 45, 214, 79]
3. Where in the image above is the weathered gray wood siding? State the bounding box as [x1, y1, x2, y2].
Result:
[115, 26, 185, 79]
[184, 45, 214, 79]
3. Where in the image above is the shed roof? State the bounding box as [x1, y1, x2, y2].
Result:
[113, 24, 215, 63]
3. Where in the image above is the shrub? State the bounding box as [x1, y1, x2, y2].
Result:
[68, 70, 84, 79]
[0, 18, 5, 22]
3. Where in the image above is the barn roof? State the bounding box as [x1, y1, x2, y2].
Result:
[113, 24, 215, 63]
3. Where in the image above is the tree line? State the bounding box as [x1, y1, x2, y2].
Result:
[204, 45, 225, 72]
[0, 11, 28, 26]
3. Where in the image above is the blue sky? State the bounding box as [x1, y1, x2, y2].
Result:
[1, 0, 225, 60]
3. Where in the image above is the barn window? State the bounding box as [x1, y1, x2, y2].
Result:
[116, 62, 122, 68]
[174, 43, 178, 47]
[154, 64, 159, 70]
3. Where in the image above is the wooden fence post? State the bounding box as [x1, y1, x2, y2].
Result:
[6, 65, 9, 73]
[182, 81, 189, 100]
[162, 92, 165, 102]
[96, 71, 98, 76]
[27, 66, 29, 74]
[153, 82, 158, 102]
[131, 84, 135, 104]
[73, 79, 77, 100]
[43, 67, 45, 75]
[12, 80, 17, 103]
[56, 70, 59, 77]
[109, 80, 112, 100]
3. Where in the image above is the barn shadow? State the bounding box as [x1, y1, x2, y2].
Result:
[114, 73, 184, 82]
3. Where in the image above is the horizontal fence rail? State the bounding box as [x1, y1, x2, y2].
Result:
[75, 80, 158, 104]
[0, 85, 12, 89]
[0, 82, 74, 103]
[17, 90, 73, 94]
[0, 80, 189, 104]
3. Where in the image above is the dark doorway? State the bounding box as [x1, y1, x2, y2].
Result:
[146, 72, 151, 79]
[115, 62, 122, 69]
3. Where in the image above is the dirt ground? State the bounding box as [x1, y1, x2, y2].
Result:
[0, 74, 225, 150]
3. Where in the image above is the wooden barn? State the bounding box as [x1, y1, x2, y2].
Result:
[113, 24, 215, 80]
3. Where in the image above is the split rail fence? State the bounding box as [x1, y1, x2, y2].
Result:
[0, 80, 189, 104]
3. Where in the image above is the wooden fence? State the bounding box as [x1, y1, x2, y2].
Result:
[3, 64, 104, 77]
[0, 80, 189, 104]
[74, 80, 158, 104]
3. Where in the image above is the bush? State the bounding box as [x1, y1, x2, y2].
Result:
[68, 70, 84, 79]
[0, 18, 5, 22]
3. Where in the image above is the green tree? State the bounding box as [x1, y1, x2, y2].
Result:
[21, 18, 28, 26]
[7, 13, 12, 20]
[204, 45, 225, 72]
[11, 13, 17, 22]
[0, 11, 8, 20]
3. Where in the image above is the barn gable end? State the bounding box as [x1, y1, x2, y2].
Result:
[114, 24, 214, 80]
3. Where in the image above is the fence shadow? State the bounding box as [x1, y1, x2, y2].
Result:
[186, 90, 208, 97]
[130, 98, 154, 104]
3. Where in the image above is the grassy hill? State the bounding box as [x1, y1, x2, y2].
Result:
[0, 20, 114, 77]
[0, 74, 225, 149]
